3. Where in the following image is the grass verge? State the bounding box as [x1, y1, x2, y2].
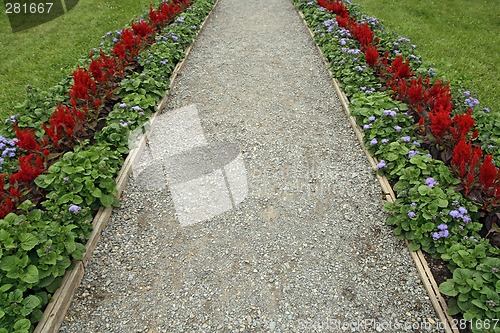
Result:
[352, 0, 499, 113]
[0, 0, 154, 118]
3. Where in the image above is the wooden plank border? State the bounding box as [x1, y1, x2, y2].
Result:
[33, 1, 220, 332]
[295, 7, 459, 333]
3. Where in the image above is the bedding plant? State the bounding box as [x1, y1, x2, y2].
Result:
[294, 0, 499, 332]
[0, 0, 217, 331]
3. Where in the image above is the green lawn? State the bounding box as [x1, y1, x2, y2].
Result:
[353, 0, 499, 113]
[0, 0, 154, 118]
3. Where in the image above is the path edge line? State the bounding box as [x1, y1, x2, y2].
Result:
[33, 1, 220, 332]
[294, 6, 459, 333]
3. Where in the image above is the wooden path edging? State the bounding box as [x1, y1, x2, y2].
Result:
[33, 1, 220, 331]
[294, 8, 459, 333]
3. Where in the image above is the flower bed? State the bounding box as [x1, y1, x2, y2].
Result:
[294, 0, 499, 332]
[0, 0, 216, 331]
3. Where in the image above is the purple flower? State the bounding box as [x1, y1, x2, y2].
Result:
[119, 103, 127, 108]
[425, 177, 438, 188]
[401, 136, 411, 143]
[377, 160, 386, 169]
[176, 17, 185, 23]
[450, 210, 461, 218]
[381, 139, 389, 144]
[458, 207, 468, 215]
[410, 202, 417, 207]
[437, 224, 448, 231]
[412, 141, 421, 147]
[407, 211, 416, 218]
[368, 116, 376, 122]
[432, 232, 440, 240]
[462, 216, 471, 223]
[363, 124, 372, 130]
[370, 138, 378, 145]
[383, 110, 397, 116]
[63, 177, 69, 182]
[69, 205, 81, 213]
[439, 229, 450, 238]
[394, 126, 402, 132]
[408, 150, 418, 158]
[483, 108, 490, 113]
[172, 35, 179, 42]
[131, 106, 142, 111]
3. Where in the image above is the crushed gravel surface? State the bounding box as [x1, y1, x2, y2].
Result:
[60, 0, 444, 332]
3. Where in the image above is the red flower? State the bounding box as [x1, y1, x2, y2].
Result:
[479, 155, 498, 190]
[428, 104, 452, 142]
[365, 45, 379, 67]
[14, 125, 41, 152]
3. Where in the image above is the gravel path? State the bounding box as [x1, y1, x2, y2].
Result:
[60, 0, 443, 332]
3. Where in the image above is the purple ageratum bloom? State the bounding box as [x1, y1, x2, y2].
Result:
[131, 106, 142, 111]
[368, 116, 376, 122]
[425, 177, 438, 188]
[381, 139, 389, 144]
[410, 202, 417, 207]
[370, 138, 378, 145]
[176, 17, 185, 23]
[408, 150, 418, 158]
[377, 160, 386, 169]
[323, 19, 335, 27]
[63, 177, 69, 182]
[412, 141, 421, 147]
[458, 207, 468, 215]
[401, 136, 411, 143]
[383, 110, 397, 116]
[432, 232, 440, 240]
[160, 60, 167, 65]
[394, 126, 402, 132]
[407, 211, 416, 218]
[119, 103, 127, 108]
[363, 124, 372, 130]
[462, 216, 471, 223]
[484, 108, 490, 113]
[172, 35, 179, 42]
[69, 205, 81, 213]
[437, 224, 448, 231]
[439, 229, 450, 238]
[450, 210, 461, 218]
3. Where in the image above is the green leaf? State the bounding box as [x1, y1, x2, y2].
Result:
[446, 298, 461, 316]
[408, 242, 420, 251]
[19, 233, 39, 251]
[100, 194, 115, 207]
[13, 319, 30, 332]
[92, 188, 103, 198]
[57, 193, 73, 204]
[64, 240, 76, 253]
[21, 265, 39, 284]
[27, 209, 42, 221]
[437, 199, 448, 208]
[439, 280, 458, 296]
[0, 255, 18, 272]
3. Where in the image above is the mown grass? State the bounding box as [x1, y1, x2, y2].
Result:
[353, 0, 499, 113]
[0, 0, 154, 118]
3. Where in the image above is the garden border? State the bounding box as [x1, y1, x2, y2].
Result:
[294, 8, 460, 333]
[32, 1, 220, 331]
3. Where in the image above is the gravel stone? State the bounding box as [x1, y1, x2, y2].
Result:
[60, 0, 444, 332]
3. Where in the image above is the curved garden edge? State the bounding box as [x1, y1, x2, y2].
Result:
[31, 1, 220, 332]
[294, 7, 459, 333]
